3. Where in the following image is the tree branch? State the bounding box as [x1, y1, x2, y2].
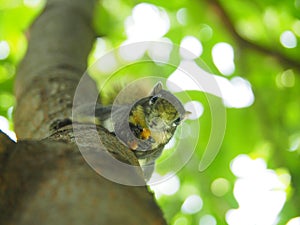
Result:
[6, 0, 167, 224]
[14, 0, 97, 139]
[208, 0, 300, 71]
[0, 129, 167, 225]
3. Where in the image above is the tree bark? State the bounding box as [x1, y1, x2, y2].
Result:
[0, 0, 166, 224]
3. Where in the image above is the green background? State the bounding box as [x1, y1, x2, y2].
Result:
[1, 0, 300, 224]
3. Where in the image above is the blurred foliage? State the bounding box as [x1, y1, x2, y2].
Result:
[1, 0, 300, 224]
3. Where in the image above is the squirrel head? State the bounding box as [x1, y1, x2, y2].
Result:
[132, 82, 190, 138]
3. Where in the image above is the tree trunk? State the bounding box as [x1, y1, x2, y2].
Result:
[0, 0, 166, 224]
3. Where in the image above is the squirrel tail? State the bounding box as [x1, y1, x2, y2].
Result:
[100, 82, 125, 106]
[100, 80, 154, 106]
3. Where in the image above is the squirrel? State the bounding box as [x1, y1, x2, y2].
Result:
[71, 81, 189, 180]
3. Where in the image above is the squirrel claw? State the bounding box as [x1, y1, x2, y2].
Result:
[127, 140, 138, 150]
[127, 138, 152, 151]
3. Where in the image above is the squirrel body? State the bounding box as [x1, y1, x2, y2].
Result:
[94, 82, 188, 180]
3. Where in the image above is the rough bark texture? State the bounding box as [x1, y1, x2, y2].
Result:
[14, 0, 97, 139]
[0, 0, 167, 224]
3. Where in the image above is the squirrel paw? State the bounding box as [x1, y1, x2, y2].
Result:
[127, 138, 153, 151]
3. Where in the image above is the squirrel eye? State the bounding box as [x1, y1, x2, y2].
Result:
[172, 117, 181, 126]
[136, 124, 144, 132]
[149, 96, 158, 105]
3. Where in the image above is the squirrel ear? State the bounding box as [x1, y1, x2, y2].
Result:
[151, 81, 163, 95]
[183, 111, 192, 120]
